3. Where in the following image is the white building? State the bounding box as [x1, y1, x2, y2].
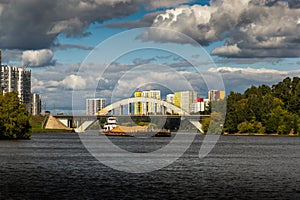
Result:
[193, 98, 209, 113]
[0, 50, 40, 114]
[141, 90, 161, 114]
[31, 93, 42, 115]
[0, 65, 32, 111]
[86, 98, 106, 115]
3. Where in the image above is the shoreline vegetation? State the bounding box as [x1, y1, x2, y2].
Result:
[203, 77, 300, 136]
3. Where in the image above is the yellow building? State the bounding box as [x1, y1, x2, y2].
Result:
[174, 92, 181, 108]
[174, 91, 197, 113]
[220, 90, 225, 100]
[133, 90, 161, 115]
[134, 91, 142, 115]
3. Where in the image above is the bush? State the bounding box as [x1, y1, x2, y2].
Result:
[237, 120, 264, 134]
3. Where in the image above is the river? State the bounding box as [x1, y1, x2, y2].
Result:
[0, 132, 299, 199]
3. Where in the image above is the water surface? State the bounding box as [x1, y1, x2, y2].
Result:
[0, 132, 299, 199]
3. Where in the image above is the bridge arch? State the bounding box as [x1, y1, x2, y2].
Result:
[96, 97, 203, 133]
[97, 97, 190, 116]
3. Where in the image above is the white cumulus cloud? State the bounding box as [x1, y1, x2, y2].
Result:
[144, 0, 300, 58]
[211, 44, 242, 57]
[62, 74, 86, 90]
[21, 49, 54, 67]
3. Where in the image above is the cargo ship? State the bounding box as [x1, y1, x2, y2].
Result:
[100, 117, 171, 137]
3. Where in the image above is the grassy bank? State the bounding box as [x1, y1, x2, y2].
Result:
[30, 115, 74, 133]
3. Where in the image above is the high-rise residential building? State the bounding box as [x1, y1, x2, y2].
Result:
[174, 91, 197, 113]
[86, 98, 106, 115]
[208, 90, 225, 101]
[142, 90, 161, 114]
[0, 65, 32, 111]
[0, 50, 41, 115]
[133, 90, 161, 115]
[31, 93, 42, 116]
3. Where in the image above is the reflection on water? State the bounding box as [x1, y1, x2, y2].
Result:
[0, 132, 299, 199]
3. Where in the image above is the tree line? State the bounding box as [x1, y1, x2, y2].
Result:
[0, 92, 31, 139]
[223, 77, 300, 134]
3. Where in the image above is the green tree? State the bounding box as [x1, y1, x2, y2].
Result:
[201, 117, 210, 134]
[225, 77, 300, 134]
[264, 106, 293, 134]
[237, 118, 264, 134]
[0, 92, 31, 139]
[293, 115, 298, 134]
[202, 112, 224, 134]
[224, 91, 244, 133]
[289, 78, 300, 114]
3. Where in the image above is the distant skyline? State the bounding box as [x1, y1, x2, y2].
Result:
[0, 0, 299, 113]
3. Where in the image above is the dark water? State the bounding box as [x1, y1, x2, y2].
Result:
[0, 132, 299, 200]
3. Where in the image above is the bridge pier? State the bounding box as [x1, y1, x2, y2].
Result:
[120, 105, 124, 115]
[128, 103, 132, 115]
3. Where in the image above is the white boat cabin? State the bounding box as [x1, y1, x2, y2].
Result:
[103, 117, 118, 131]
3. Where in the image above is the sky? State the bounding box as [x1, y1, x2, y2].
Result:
[0, 0, 299, 114]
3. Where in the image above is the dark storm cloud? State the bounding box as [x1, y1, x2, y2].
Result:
[288, 0, 300, 8]
[249, 0, 282, 6]
[0, 0, 195, 51]
[250, 0, 300, 8]
[0, 0, 144, 50]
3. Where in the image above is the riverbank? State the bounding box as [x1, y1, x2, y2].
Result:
[223, 132, 300, 137]
[30, 115, 74, 133]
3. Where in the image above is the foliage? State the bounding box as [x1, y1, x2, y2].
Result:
[202, 112, 224, 134]
[264, 106, 294, 134]
[0, 92, 31, 139]
[163, 117, 181, 131]
[138, 121, 150, 126]
[225, 77, 300, 134]
[237, 119, 264, 134]
[201, 117, 210, 134]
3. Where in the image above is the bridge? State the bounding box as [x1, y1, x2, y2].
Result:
[97, 97, 192, 116]
[52, 97, 208, 133]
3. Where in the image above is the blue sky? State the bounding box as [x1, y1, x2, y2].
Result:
[0, 0, 299, 113]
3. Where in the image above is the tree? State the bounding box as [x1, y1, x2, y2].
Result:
[289, 78, 300, 114]
[293, 115, 298, 134]
[237, 118, 264, 134]
[201, 117, 210, 134]
[0, 92, 31, 139]
[224, 91, 244, 133]
[202, 112, 224, 134]
[225, 76, 300, 134]
[264, 106, 293, 134]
